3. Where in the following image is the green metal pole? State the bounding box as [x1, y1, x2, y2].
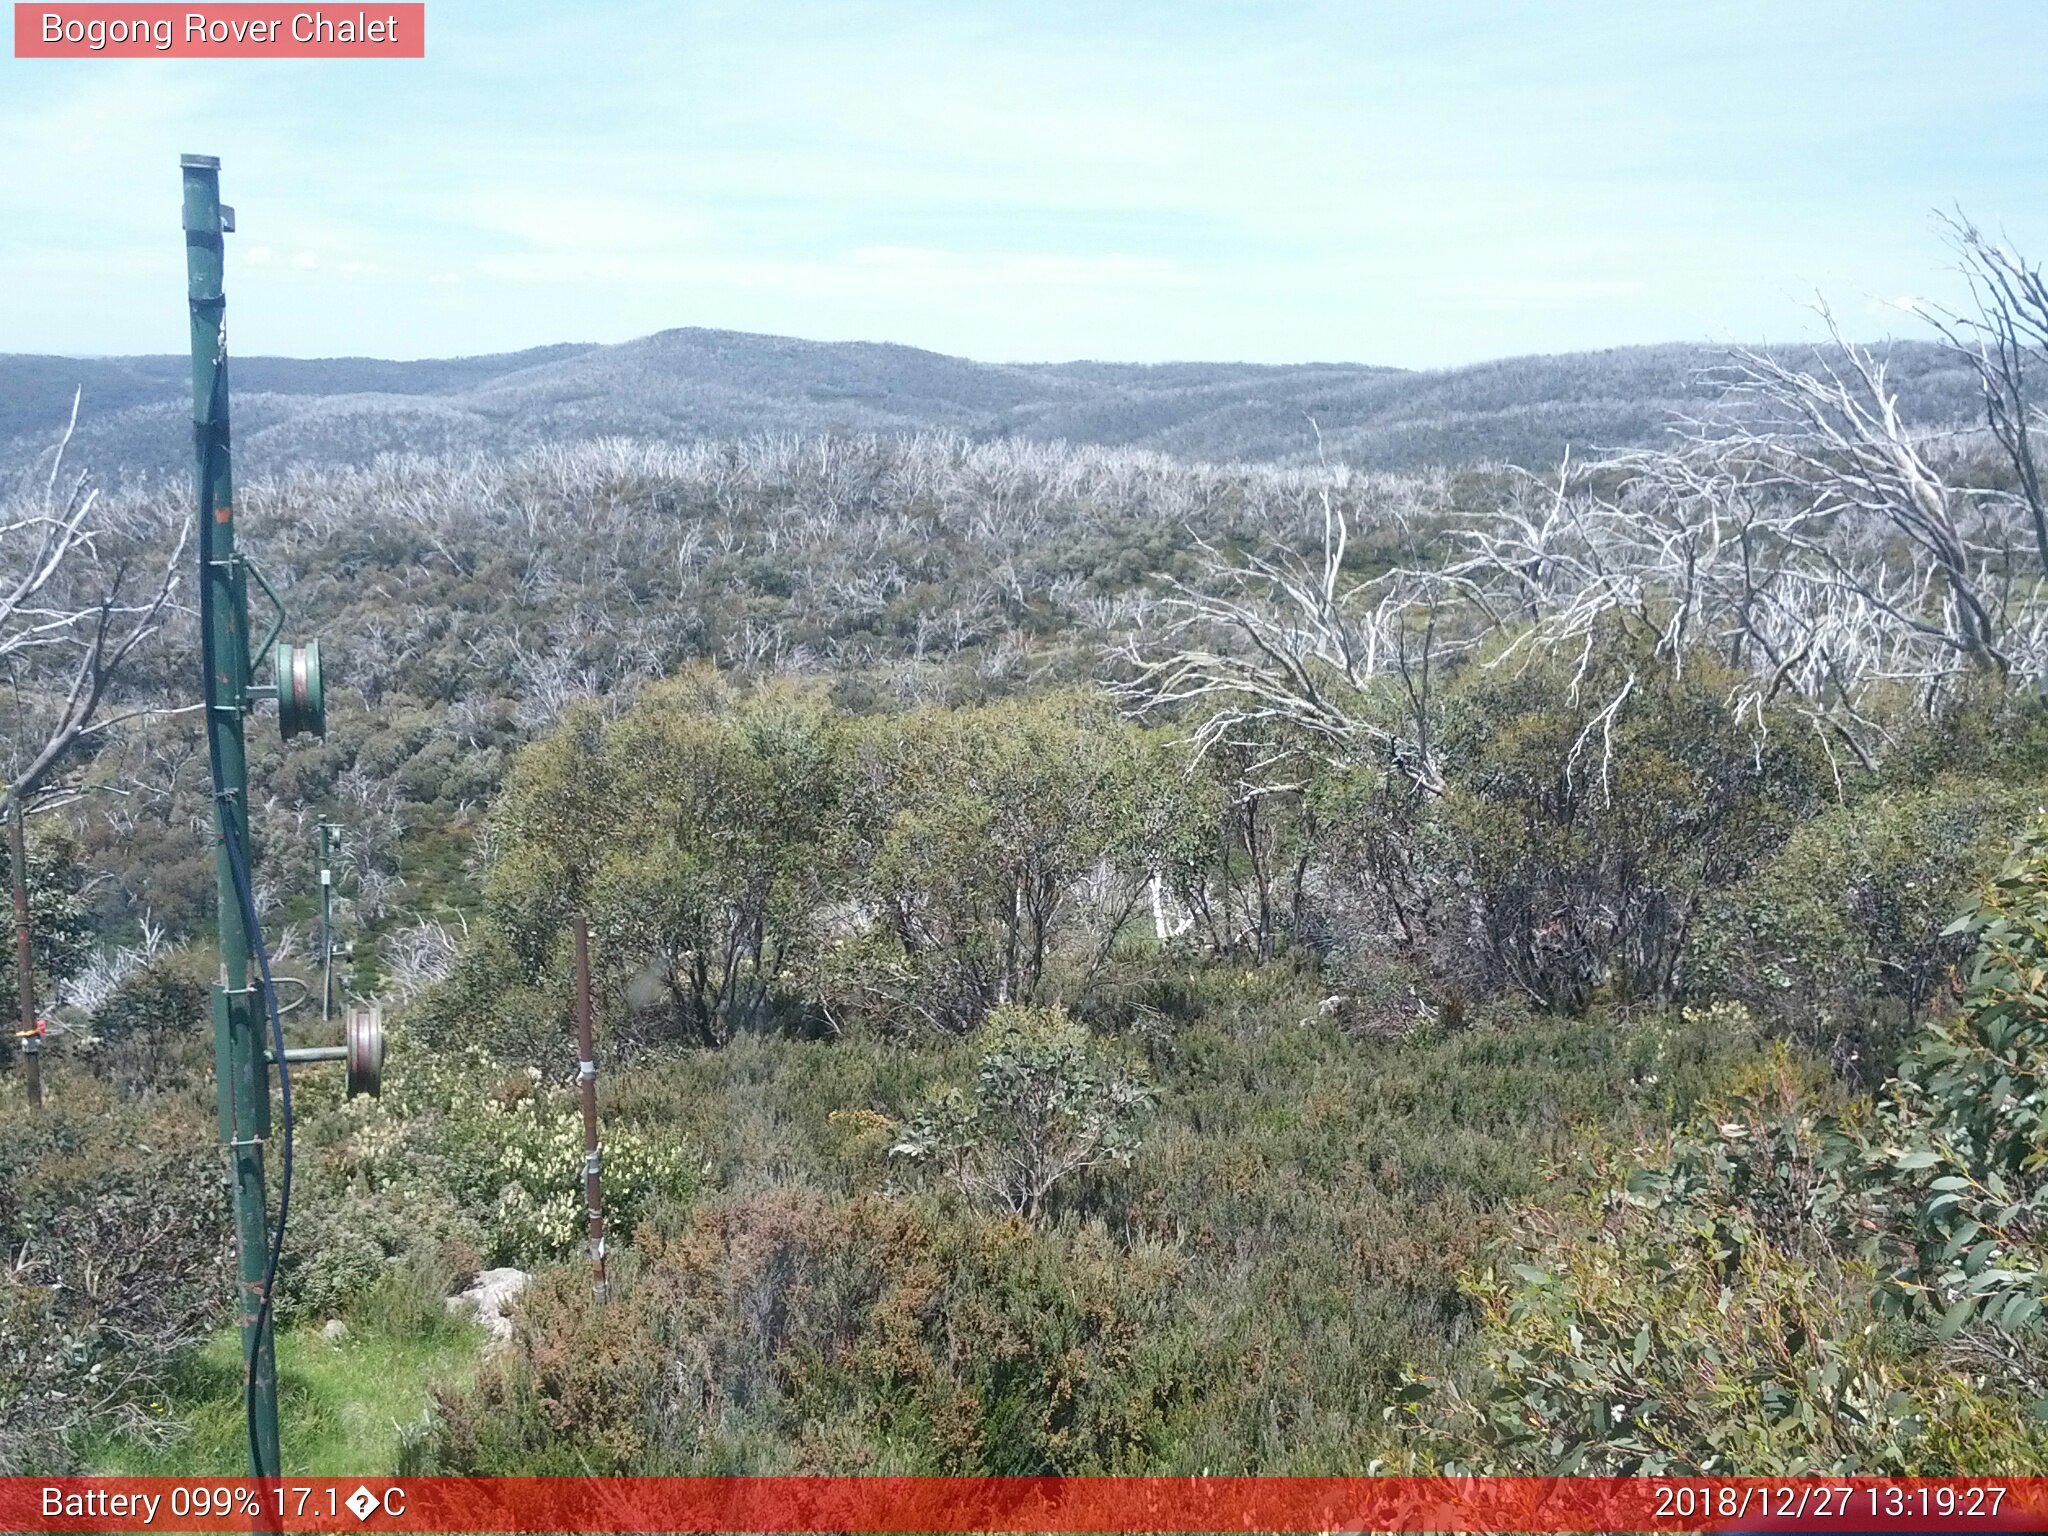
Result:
[182, 152, 281, 1480]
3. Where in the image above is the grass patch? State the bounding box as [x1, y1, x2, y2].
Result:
[88, 1317, 483, 1477]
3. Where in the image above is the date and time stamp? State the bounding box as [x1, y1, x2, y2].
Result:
[1651, 1479, 2017, 1524]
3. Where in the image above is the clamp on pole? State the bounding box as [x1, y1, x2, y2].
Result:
[242, 556, 288, 691]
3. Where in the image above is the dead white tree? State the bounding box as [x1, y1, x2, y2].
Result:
[0, 394, 189, 818]
[1920, 213, 2048, 590]
[1711, 315, 2025, 682]
[384, 910, 465, 1001]
[1122, 280, 2048, 794]
[1116, 469, 1459, 796]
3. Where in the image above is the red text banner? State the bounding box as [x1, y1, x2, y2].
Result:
[5, 1476, 2048, 1533]
[14, 4, 424, 57]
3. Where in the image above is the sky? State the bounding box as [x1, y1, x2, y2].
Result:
[3, 0, 2046, 368]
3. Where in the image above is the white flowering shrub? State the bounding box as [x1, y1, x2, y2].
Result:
[472, 1090, 694, 1266]
[330, 1039, 695, 1269]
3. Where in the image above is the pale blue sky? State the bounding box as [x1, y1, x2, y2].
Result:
[3, 1, 2045, 366]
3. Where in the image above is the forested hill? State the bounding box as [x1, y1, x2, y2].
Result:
[0, 329, 1980, 482]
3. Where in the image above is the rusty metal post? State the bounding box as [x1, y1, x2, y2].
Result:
[12, 803, 41, 1115]
[317, 820, 335, 1023]
[573, 914, 607, 1301]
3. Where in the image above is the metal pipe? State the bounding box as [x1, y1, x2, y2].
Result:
[574, 914, 607, 1302]
[183, 151, 281, 1481]
[12, 803, 40, 1115]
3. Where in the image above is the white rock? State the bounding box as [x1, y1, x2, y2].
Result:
[320, 1319, 350, 1346]
[445, 1266, 529, 1348]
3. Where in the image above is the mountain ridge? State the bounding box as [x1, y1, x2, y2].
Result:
[0, 327, 1981, 482]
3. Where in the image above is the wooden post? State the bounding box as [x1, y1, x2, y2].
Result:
[318, 821, 334, 1024]
[12, 802, 41, 1114]
[573, 914, 607, 1301]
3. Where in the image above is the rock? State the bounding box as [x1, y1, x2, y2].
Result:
[320, 1319, 350, 1346]
[445, 1266, 529, 1348]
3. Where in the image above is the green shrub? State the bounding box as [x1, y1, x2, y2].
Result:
[408, 925, 562, 1067]
[1429, 633, 1829, 1012]
[486, 671, 845, 1047]
[0, 1080, 229, 1473]
[276, 1185, 486, 1328]
[1859, 814, 2048, 1337]
[1397, 822, 2048, 1475]
[1697, 775, 2039, 1077]
[324, 1044, 695, 1271]
[0, 824, 92, 1016]
[818, 692, 1190, 1034]
[414, 995, 1771, 1477]
[90, 957, 209, 1044]
[456, 1087, 695, 1267]
[891, 1004, 1152, 1220]
[427, 1187, 1192, 1476]
[1395, 1054, 2047, 1473]
[464, 676, 1208, 1051]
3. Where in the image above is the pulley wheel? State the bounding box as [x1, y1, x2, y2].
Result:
[275, 639, 326, 740]
[345, 1003, 384, 1099]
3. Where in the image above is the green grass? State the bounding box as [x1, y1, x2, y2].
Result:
[88, 1318, 483, 1477]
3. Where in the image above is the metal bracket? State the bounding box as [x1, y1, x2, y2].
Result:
[242, 556, 288, 692]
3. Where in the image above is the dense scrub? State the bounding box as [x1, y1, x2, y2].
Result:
[57, 435, 1462, 978]
[18, 549, 2048, 1474]
[1398, 823, 2048, 1473]
[0, 1060, 228, 1473]
[417, 984, 1762, 1474]
[424, 646, 2048, 1073]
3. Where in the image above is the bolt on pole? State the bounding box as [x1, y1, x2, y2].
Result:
[182, 151, 281, 1480]
[12, 803, 41, 1115]
[574, 914, 607, 1302]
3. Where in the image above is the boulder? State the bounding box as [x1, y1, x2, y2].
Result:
[445, 1266, 529, 1348]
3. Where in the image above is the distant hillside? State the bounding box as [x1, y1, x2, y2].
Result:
[0, 328, 1983, 482]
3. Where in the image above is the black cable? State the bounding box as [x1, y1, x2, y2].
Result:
[194, 370, 294, 1478]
